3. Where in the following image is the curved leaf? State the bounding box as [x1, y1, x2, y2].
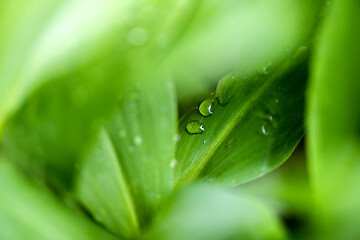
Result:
[175, 50, 309, 188]
[1, 59, 126, 188]
[0, 0, 200, 190]
[0, 0, 130, 133]
[75, 75, 177, 237]
[307, 0, 360, 238]
[167, 0, 324, 105]
[173, 0, 326, 188]
[143, 184, 285, 240]
[75, 129, 140, 238]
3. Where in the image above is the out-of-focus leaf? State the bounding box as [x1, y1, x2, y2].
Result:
[0, 0, 131, 133]
[167, 0, 324, 106]
[75, 129, 140, 238]
[307, 0, 360, 238]
[143, 184, 285, 240]
[75, 74, 177, 238]
[0, 0, 200, 190]
[175, 49, 310, 188]
[1, 58, 125, 188]
[0, 159, 117, 240]
[239, 146, 314, 239]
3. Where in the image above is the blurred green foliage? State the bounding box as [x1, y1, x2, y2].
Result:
[0, 0, 359, 239]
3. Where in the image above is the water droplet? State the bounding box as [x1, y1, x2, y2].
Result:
[227, 140, 233, 149]
[170, 159, 178, 168]
[133, 136, 143, 145]
[186, 121, 204, 135]
[118, 130, 127, 138]
[258, 61, 273, 76]
[173, 134, 181, 144]
[199, 99, 214, 117]
[157, 34, 169, 49]
[203, 140, 206, 144]
[127, 27, 149, 46]
[217, 95, 231, 106]
[261, 125, 270, 136]
[100, 208, 106, 215]
[216, 73, 233, 106]
[299, 46, 307, 51]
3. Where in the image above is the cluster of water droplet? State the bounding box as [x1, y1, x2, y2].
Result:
[185, 98, 215, 135]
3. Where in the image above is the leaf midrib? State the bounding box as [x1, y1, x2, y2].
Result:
[101, 129, 140, 236]
[175, 57, 299, 188]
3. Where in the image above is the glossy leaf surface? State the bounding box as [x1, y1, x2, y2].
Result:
[175, 52, 309, 188]
[174, 1, 324, 187]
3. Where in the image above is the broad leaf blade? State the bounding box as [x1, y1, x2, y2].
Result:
[0, 0, 130, 133]
[76, 75, 177, 237]
[144, 184, 285, 240]
[175, 51, 309, 188]
[172, 0, 325, 187]
[1, 58, 126, 189]
[0, 160, 117, 240]
[167, 0, 323, 105]
[76, 129, 140, 238]
[307, 0, 360, 238]
[0, 0, 199, 190]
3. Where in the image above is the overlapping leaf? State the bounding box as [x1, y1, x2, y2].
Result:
[144, 184, 285, 240]
[0, 0, 200, 190]
[0, 0, 131, 133]
[307, 0, 360, 238]
[167, 0, 324, 106]
[75, 75, 177, 238]
[0, 159, 117, 240]
[173, 0, 325, 188]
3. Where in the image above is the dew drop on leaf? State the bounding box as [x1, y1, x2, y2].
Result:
[227, 140, 233, 149]
[127, 27, 149, 46]
[258, 61, 273, 76]
[186, 121, 204, 135]
[133, 136, 143, 145]
[118, 129, 127, 138]
[172, 134, 181, 144]
[199, 99, 214, 117]
[157, 34, 169, 49]
[260, 124, 270, 136]
[170, 159, 178, 168]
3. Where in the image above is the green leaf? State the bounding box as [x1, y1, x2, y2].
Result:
[0, 159, 117, 240]
[1, 58, 126, 189]
[75, 129, 140, 238]
[167, 0, 323, 105]
[307, 0, 360, 238]
[75, 75, 177, 238]
[143, 184, 285, 240]
[171, 0, 325, 187]
[175, 49, 310, 188]
[0, 0, 200, 189]
[0, 0, 130, 133]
